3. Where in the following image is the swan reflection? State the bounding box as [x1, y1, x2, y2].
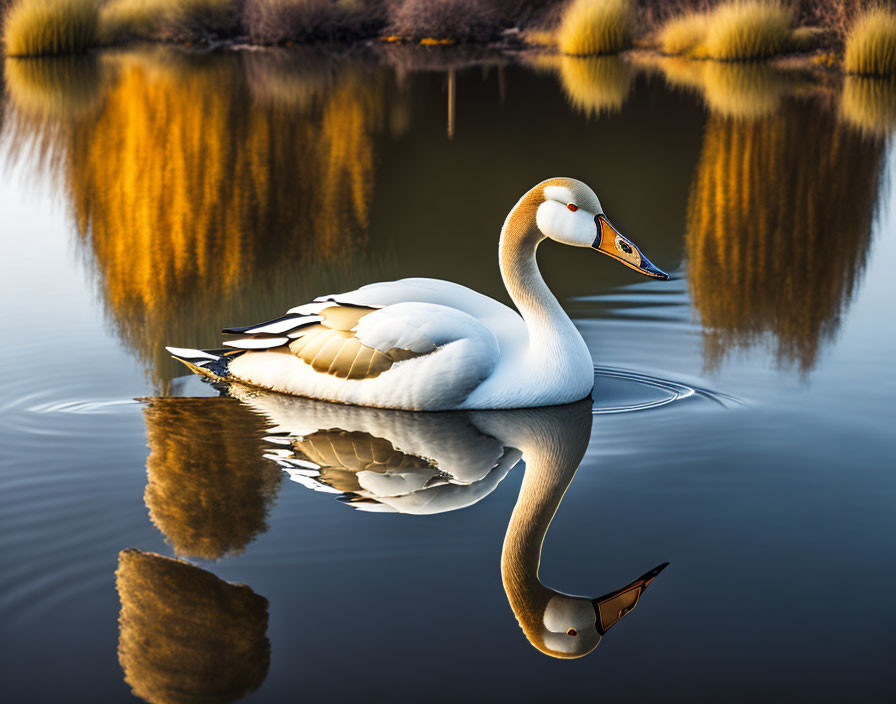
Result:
[228, 387, 667, 658]
[116, 548, 270, 704]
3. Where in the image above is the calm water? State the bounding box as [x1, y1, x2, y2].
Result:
[1, 47, 895, 702]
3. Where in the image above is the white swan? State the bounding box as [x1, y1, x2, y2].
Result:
[167, 177, 667, 410]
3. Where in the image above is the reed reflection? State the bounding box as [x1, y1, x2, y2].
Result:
[116, 548, 270, 704]
[2, 56, 108, 180]
[841, 77, 896, 138]
[142, 397, 282, 560]
[687, 99, 884, 372]
[231, 386, 667, 658]
[2, 49, 394, 389]
[644, 56, 805, 121]
[529, 54, 633, 118]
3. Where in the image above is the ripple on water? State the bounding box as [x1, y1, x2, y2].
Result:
[592, 366, 741, 414]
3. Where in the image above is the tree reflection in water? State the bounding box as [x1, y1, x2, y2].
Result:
[687, 98, 884, 373]
[142, 397, 282, 560]
[116, 548, 270, 704]
[2, 49, 395, 390]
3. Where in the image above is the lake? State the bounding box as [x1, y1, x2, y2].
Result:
[1, 46, 895, 702]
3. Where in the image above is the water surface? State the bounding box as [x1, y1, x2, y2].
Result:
[1, 47, 895, 702]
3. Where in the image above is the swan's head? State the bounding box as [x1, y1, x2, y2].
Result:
[531, 177, 669, 280]
[538, 593, 604, 658]
[513, 562, 669, 659]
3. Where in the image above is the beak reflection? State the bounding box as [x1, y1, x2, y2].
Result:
[592, 561, 670, 635]
[593, 214, 669, 280]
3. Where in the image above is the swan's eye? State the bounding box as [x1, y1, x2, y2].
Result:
[566, 203, 578, 212]
[567, 628, 577, 636]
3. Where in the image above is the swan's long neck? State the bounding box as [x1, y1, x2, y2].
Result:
[499, 193, 588, 365]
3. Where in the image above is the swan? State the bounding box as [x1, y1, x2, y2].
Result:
[167, 177, 668, 410]
[229, 386, 668, 658]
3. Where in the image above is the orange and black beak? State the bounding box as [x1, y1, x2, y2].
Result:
[593, 214, 668, 280]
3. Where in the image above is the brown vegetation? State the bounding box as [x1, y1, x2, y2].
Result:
[116, 548, 270, 704]
[389, 0, 503, 42]
[558, 0, 634, 56]
[243, 0, 382, 44]
[99, 0, 242, 44]
[843, 6, 896, 76]
[3, 0, 99, 57]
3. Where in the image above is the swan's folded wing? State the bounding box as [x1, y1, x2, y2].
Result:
[224, 301, 499, 383]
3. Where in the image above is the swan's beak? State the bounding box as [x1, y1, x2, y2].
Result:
[591, 561, 669, 635]
[592, 214, 669, 280]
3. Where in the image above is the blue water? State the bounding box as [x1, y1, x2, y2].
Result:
[1, 50, 895, 702]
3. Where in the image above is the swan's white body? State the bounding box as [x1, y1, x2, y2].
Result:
[223, 277, 593, 410]
[168, 178, 666, 410]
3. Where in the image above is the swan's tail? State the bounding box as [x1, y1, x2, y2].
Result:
[166, 346, 243, 382]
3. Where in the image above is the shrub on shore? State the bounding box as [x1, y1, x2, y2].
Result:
[99, 0, 241, 44]
[244, 0, 382, 44]
[388, 0, 503, 43]
[558, 0, 634, 56]
[844, 7, 896, 76]
[657, 11, 707, 56]
[4, 0, 99, 56]
[703, 1, 793, 61]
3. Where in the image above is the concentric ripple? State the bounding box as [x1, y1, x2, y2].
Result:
[592, 365, 742, 415]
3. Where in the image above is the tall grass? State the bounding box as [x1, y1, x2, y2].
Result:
[703, 1, 793, 60]
[844, 7, 896, 76]
[4, 0, 99, 56]
[558, 0, 634, 56]
[99, 0, 240, 43]
[657, 11, 708, 56]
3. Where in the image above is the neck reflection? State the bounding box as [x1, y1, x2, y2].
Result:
[225, 385, 668, 658]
